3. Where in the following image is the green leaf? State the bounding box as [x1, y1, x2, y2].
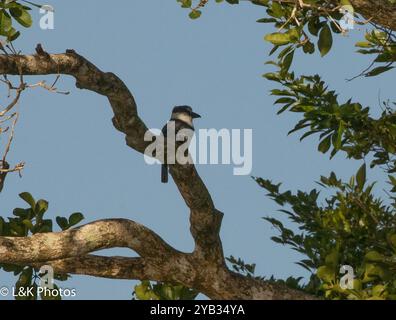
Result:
[178, 0, 192, 8]
[189, 10, 201, 19]
[282, 50, 294, 73]
[317, 266, 335, 283]
[307, 17, 321, 36]
[13, 208, 29, 218]
[303, 41, 315, 54]
[68, 212, 84, 227]
[274, 97, 295, 104]
[318, 135, 332, 153]
[356, 48, 381, 55]
[340, 0, 352, 6]
[356, 163, 366, 190]
[296, 261, 312, 272]
[264, 32, 291, 46]
[365, 66, 394, 77]
[10, 220, 24, 236]
[251, 0, 269, 5]
[333, 121, 344, 150]
[287, 28, 300, 42]
[263, 72, 280, 81]
[7, 27, 20, 41]
[34, 199, 48, 216]
[278, 44, 293, 59]
[388, 233, 396, 248]
[33, 219, 52, 234]
[0, 10, 12, 35]
[5, 0, 20, 5]
[19, 192, 35, 208]
[363, 263, 386, 282]
[318, 24, 333, 57]
[257, 18, 277, 23]
[56, 216, 69, 231]
[300, 130, 319, 141]
[9, 7, 32, 27]
[372, 285, 386, 297]
[269, 45, 279, 55]
[22, 219, 33, 230]
[374, 52, 393, 63]
[325, 250, 339, 268]
[365, 251, 385, 262]
[134, 281, 159, 300]
[268, 2, 284, 18]
[355, 41, 373, 48]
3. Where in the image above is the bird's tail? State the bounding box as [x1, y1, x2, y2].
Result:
[161, 164, 168, 183]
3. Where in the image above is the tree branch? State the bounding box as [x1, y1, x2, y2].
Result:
[0, 219, 176, 264]
[0, 160, 9, 193]
[34, 256, 153, 281]
[0, 48, 224, 260]
[0, 47, 314, 299]
[349, 0, 396, 31]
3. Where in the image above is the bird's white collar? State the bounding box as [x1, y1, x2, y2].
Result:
[171, 112, 194, 128]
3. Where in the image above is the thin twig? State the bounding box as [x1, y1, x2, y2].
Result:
[2, 112, 19, 163]
[0, 85, 23, 117]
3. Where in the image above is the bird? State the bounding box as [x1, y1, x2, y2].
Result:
[161, 106, 201, 183]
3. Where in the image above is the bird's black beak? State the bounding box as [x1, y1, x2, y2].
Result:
[191, 111, 201, 119]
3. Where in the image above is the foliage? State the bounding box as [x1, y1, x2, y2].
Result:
[132, 256, 264, 300]
[1, 0, 396, 300]
[176, 0, 396, 300]
[226, 255, 264, 280]
[139, 1, 396, 300]
[133, 281, 198, 300]
[251, 2, 396, 300]
[179, 1, 396, 76]
[0, 192, 85, 300]
[354, 29, 396, 77]
[0, 0, 36, 41]
[255, 166, 396, 299]
[263, 66, 396, 173]
[227, 256, 308, 292]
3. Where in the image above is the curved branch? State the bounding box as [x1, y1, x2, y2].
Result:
[24, 254, 315, 299]
[37, 256, 153, 280]
[0, 47, 315, 299]
[0, 219, 175, 264]
[0, 49, 223, 260]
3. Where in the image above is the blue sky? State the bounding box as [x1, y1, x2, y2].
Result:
[0, 0, 394, 299]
